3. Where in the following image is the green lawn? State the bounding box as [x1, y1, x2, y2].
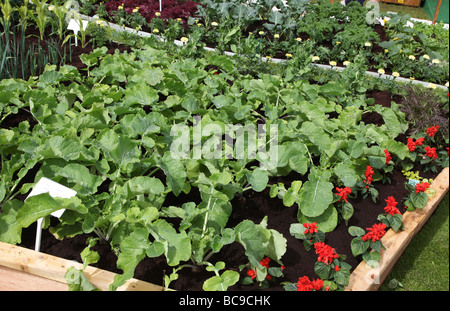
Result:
[379, 193, 449, 291]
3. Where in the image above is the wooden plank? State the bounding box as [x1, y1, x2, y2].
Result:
[0, 241, 164, 291]
[346, 167, 449, 291]
[0, 265, 68, 291]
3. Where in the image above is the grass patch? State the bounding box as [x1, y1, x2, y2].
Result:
[380, 193, 449, 291]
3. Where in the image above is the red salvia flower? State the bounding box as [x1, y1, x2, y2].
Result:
[425, 146, 438, 159]
[296, 276, 323, 291]
[426, 125, 439, 139]
[384, 149, 392, 164]
[407, 138, 416, 152]
[335, 187, 352, 203]
[415, 182, 430, 193]
[334, 265, 341, 272]
[384, 196, 400, 215]
[364, 166, 375, 186]
[303, 222, 318, 235]
[247, 268, 257, 279]
[361, 223, 387, 242]
[314, 241, 339, 265]
[415, 137, 425, 146]
[260, 257, 271, 268]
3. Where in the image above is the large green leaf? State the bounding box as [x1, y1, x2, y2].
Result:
[159, 152, 186, 196]
[111, 228, 150, 290]
[17, 193, 87, 228]
[0, 199, 24, 244]
[125, 176, 165, 198]
[298, 169, 334, 218]
[247, 168, 269, 192]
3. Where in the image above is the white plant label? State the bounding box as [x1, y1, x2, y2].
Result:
[26, 177, 77, 252]
[67, 18, 89, 46]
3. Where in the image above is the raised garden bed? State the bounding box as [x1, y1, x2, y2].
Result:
[1, 0, 449, 292]
[0, 167, 447, 291]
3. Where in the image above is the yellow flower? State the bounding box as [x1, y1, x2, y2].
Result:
[335, 41, 341, 45]
[153, 28, 159, 33]
[296, 37, 302, 42]
[180, 37, 189, 43]
[378, 68, 385, 75]
[432, 59, 440, 64]
[311, 56, 320, 62]
[118, 5, 123, 10]
[249, 32, 253, 35]
[177, 18, 182, 21]
[155, 12, 161, 16]
[274, 34, 280, 38]
[343, 61, 350, 66]
[410, 77, 415, 81]
[384, 49, 389, 54]
[197, 23, 202, 27]
[408, 55, 415, 60]
[211, 22, 218, 26]
[132, 8, 138, 13]
[48, 5, 55, 11]
[266, 56, 272, 60]
[285, 53, 293, 58]
[392, 72, 400, 77]
[364, 42, 372, 47]
[329, 61, 337, 66]
[427, 83, 437, 89]
[393, 37, 399, 41]
[259, 31, 265, 35]
[423, 54, 430, 60]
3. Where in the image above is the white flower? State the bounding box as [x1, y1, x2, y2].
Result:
[48, 5, 55, 11]
[311, 56, 320, 62]
[427, 83, 437, 89]
[343, 61, 350, 66]
[364, 42, 372, 47]
[296, 37, 302, 42]
[259, 31, 265, 35]
[408, 55, 416, 60]
[132, 7, 139, 13]
[392, 72, 400, 77]
[329, 61, 337, 66]
[378, 68, 385, 75]
[423, 54, 430, 60]
[211, 22, 218, 26]
[274, 34, 280, 38]
[180, 37, 189, 43]
[432, 59, 440, 64]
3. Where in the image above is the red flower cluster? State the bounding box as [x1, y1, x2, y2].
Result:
[296, 276, 324, 291]
[384, 149, 392, 164]
[314, 241, 339, 265]
[364, 166, 375, 188]
[426, 125, 439, 139]
[407, 137, 425, 152]
[361, 223, 387, 242]
[303, 222, 318, 235]
[415, 182, 430, 193]
[384, 196, 400, 215]
[246, 257, 272, 280]
[335, 186, 352, 203]
[425, 146, 438, 159]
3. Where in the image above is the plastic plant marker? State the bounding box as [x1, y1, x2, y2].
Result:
[25, 178, 77, 252]
[67, 18, 89, 47]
